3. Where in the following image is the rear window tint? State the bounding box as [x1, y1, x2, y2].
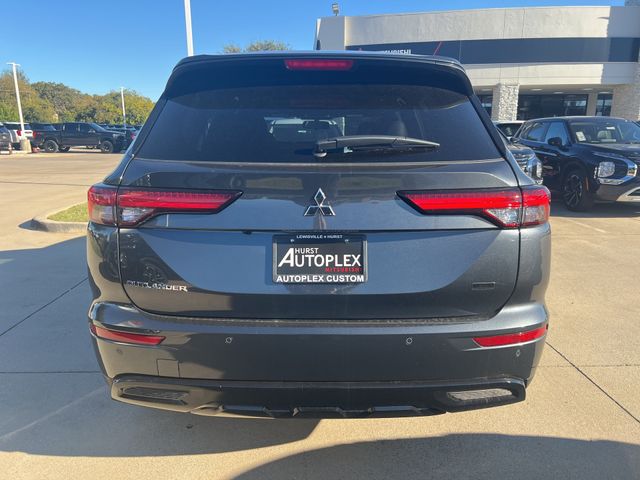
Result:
[138, 84, 499, 163]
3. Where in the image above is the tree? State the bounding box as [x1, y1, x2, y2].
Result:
[0, 67, 155, 125]
[222, 40, 290, 53]
[97, 90, 154, 125]
[32, 82, 85, 122]
[0, 69, 56, 122]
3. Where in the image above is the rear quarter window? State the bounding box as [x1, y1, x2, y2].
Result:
[138, 83, 500, 163]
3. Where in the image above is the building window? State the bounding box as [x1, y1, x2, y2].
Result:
[596, 93, 612, 116]
[347, 37, 640, 64]
[517, 94, 588, 120]
[478, 95, 492, 117]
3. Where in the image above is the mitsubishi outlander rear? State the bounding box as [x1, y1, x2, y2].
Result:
[87, 52, 551, 418]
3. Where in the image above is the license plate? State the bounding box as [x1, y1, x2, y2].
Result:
[273, 234, 367, 284]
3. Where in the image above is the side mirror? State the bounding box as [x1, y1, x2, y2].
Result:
[548, 137, 563, 148]
[88, 129, 95, 133]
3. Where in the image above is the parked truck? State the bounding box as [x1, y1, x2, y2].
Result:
[41, 122, 125, 153]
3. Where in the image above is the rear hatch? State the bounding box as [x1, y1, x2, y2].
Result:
[116, 54, 521, 320]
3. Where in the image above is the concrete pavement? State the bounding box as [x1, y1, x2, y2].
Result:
[0, 152, 638, 479]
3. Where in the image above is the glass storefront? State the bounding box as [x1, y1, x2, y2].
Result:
[478, 95, 493, 117]
[596, 93, 612, 116]
[348, 38, 640, 64]
[517, 94, 588, 120]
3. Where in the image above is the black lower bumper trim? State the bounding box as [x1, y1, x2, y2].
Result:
[111, 375, 526, 418]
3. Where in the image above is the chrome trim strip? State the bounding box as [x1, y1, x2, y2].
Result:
[616, 186, 640, 202]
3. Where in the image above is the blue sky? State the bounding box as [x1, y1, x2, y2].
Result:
[1, 0, 624, 100]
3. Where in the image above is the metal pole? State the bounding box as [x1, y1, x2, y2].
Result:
[120, 87, 126, 129]
[184, 0, 194, 56]
[7, 62, 24, 134]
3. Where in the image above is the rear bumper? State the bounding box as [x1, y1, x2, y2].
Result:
[111, 375, 526, 418]
[89, 301, 547, 416]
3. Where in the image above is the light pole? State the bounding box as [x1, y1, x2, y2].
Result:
[120, 87, 126, 129]
[184, 0, 194, 56]
[6, 63, 25, 135]
[6, 62, 30, 152]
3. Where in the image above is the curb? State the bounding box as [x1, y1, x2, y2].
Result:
[31, 206, 88, 233]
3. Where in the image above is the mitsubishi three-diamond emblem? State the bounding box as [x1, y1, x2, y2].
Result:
[304, 188, 335, 216]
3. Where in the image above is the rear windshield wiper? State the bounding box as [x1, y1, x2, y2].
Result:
[314, 135, 440, 158]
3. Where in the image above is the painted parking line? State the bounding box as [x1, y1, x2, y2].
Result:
[561, 218, 607, 234]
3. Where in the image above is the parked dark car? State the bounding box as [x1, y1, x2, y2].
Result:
[87, 52, 550, 417]
[0, 122, 12, 154]
[29, 122, 57, 149]
[41, 122, 125, 153]
[513, 116, 640, 210]
[497, 129, 543, 184]
[104, 125, 138, 149]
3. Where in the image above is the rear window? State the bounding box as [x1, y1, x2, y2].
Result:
[139, 82, 500, 163]
[496, 123, 522, 137]
[3, 123, 31, 130]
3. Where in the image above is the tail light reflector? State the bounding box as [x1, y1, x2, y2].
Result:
[473, 325, 548, 347]
[285, 59, 354, 70]
[398, 186, 550, 228]
[87, 185, 241, 227]
[90, 324, 165, 345]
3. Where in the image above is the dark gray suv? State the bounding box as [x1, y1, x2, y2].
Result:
[87, 52, 551, 418]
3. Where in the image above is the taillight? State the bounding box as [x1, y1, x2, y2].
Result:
[87, 185, 241, 227]
[397, 186, 550, 228]
[90, 324, 165, 345]
[521, 185, 551, 226]
[88, 185, 117, 225]
[284, 59, 354, 70]
[473, 325, 548, 347]
[17, 129, 22, 136]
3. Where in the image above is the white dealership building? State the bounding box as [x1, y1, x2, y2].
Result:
[315, 2, 640, 121]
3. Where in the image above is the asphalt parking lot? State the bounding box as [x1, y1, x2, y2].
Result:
[0, 151, 639, 479]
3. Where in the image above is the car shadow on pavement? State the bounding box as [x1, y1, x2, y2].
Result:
[233, 434, 640, 479]
[0, 235, 321, 456]
[0, 380, 320, 456]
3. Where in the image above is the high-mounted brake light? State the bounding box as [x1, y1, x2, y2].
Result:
[284, 59, 354, 70]
[397, 186, 550, 228]
[87, 185, 242, 227]
[90, 324, 165, 346]
[473, 325, 548, 347]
